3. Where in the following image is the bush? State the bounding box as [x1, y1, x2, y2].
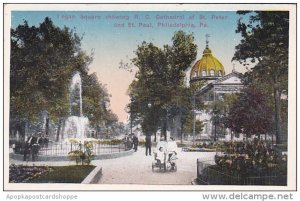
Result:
[94, 139, 123, 145]
[68, 150, 84, 165]
[214, 140, 287, 178]
[68, 141, 94, 165]
[9, 164, 49, 183]
[191, 142, 217, 149]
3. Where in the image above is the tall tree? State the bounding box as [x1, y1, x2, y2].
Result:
[127, 31, 197, 139]
[10, 17, 115, 139]
[232, 11, 289, 144]
[225, 87, 273, 138]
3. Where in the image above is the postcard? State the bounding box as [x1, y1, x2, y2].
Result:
[3, 3, 297, 191]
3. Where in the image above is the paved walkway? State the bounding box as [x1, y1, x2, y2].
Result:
[93, 147, 215, 185]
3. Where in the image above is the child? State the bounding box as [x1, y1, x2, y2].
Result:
[156, 147, 165, 163]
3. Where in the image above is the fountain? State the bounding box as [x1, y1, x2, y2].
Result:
[63, 72, 89, 140]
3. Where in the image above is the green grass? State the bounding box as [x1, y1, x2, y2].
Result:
[30, 165, 95, 183]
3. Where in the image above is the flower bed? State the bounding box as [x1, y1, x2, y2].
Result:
[182, 147, 216, 152]
[9, 164, 95, 183]
[182, 142, 219, 152]
[197, 139, 287, 185]
[9, 164, 49, 183]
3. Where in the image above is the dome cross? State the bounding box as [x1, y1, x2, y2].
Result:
[205, 34, 210, 48]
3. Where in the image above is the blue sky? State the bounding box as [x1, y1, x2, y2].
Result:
[12, 11, 245, 122]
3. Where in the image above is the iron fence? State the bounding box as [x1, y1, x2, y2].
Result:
[13, 141, 127, 156]
[197, 159, 287, 185]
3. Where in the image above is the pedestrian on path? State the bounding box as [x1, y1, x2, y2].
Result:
[132, 134, 139, 152]
[145, 135, 152, 156]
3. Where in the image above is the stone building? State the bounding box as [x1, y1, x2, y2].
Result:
[189, 38, 244, 141]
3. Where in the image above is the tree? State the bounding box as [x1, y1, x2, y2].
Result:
[232, 11, 289, 144]
[225, 87, 273, 138]
[127, 31, 197, 139]
[206, 93, 239, 141]
[82, 72, 110, 126]
[182, 114, 204, 137]
[10, 17, 115, 140]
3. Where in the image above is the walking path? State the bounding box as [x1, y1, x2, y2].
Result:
[93, 146, 215, 185]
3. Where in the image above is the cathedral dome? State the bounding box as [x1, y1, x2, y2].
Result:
[190, 45, 225, 82]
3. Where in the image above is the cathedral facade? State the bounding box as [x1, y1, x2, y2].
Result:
[189, 39, 244, 141]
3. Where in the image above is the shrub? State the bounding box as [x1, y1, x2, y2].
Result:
[68, 150, 84, 165]
[68, 141, 94, 165]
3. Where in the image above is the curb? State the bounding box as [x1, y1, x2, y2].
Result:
[94, 149, 134, 160]
[81, 166, 102, 184]
[10, 149, 135, 162]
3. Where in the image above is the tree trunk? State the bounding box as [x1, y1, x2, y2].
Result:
[56, 119, 62, 142]
[214, 122, 217, 142]
[162, 119, 167, 140]
[130, 116, 133, 135]
[18, 121, 26, 141]
[265, 133, 267, 141]
[274, 81, 282, 145]
[180, 122, 183, 144]
[61, 119, 65, 140]
[45, 117, 50, 137]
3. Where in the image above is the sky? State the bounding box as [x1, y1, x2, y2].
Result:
[11, 11, 247, 122]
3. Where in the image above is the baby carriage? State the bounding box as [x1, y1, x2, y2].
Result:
[152, 141, 178, 172]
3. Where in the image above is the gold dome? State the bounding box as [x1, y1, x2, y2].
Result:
[190, 47, 225, 80]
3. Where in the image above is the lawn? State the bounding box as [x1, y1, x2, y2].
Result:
[31, 165, 95, 183]
[10, 165, 95, 183]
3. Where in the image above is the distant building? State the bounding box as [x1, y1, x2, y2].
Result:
[189, 37, 244, 141]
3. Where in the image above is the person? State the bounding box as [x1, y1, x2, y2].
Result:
[145, 135, 152, 156]
[156, 147, 165, 163]
[23, 142, 30, 161]
[31, 142, 40, 161]
[23, 135, 33, 161]
[132, 134, 139, 152]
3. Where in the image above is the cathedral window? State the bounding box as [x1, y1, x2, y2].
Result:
[202, 70, 207, 76]
[218, 70, 223, 76]
[210, 69, 215, 76]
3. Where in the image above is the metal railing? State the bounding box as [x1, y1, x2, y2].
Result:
[197, 159, 287, 185]
[13, 141, 127, 156]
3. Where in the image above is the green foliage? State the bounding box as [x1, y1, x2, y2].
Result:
[214, 140, 287, 176]
[82, 72, 113, 127]
[29, 165, 96, 183]
[68, 141, 94, 165]
[225, 86, 273, 137]
[127, 31, 198, 136]
[10, 17, 87, 121]
[182, 114, 204, 135]
[96, 139, 123, 145]
[10, 17, 118, 138]
[233, 11, 289, 144]
[68, 150, 84, 165]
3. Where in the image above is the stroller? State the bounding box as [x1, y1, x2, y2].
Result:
[152, 141, 178, 172]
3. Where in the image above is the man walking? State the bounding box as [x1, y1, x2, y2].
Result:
[132, 134, 139, 152]
[145, 135, 152, 156]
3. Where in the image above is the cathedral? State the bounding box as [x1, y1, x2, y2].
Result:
[189, 37, 244, 141]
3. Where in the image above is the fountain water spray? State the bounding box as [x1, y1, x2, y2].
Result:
[63, 72, 89, 140]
